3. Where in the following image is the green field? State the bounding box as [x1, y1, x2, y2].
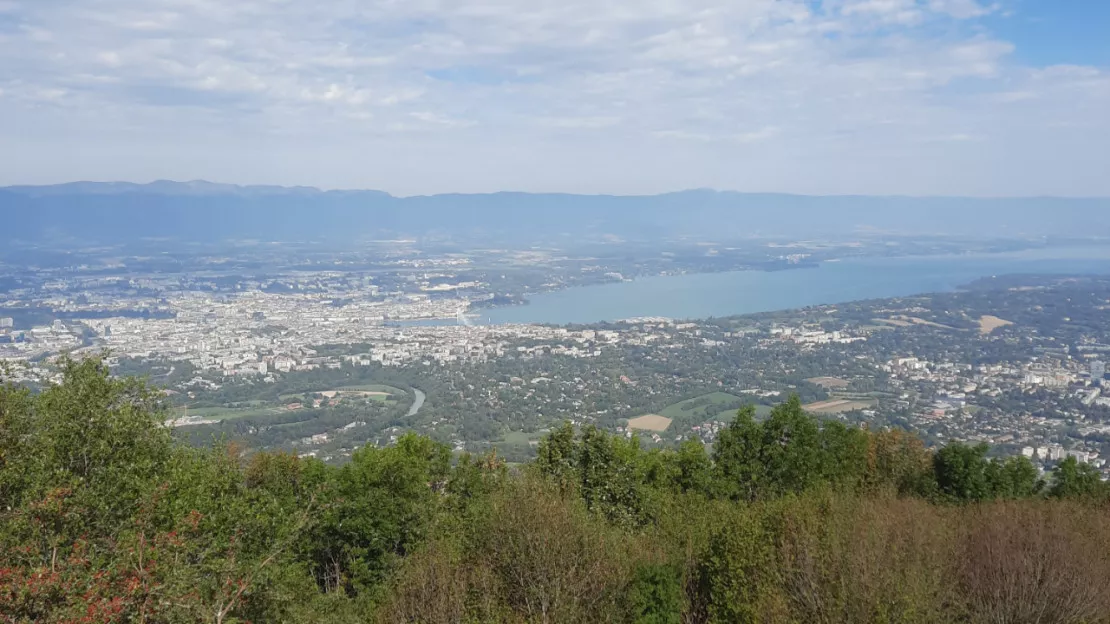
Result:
[502, 431, 544, 445]
[337, 384, 407, 395]
[173, 405, 288, 421]
[279, 384, 407, 403]
[715, 404, 772, 421]
[358, 393, 397, 403]
[652, 392, 774, 426]
[659, 392, 742, 420]
[176, 383, 410, 426]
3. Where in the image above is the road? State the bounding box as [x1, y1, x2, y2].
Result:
[407, 388, 426, 417]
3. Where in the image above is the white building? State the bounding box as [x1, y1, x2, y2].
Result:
[1092, 360, 1106, 384]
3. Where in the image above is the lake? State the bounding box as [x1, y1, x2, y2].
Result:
[479, 247, 1110, 325]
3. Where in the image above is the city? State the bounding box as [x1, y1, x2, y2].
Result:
[3, 0, 1110, 619]
[3, 256, 1109, 480]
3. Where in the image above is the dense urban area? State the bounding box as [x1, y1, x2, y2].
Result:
[3, 241, 1110, 483]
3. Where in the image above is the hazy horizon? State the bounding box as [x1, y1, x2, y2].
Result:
[1, 1, 1108, 197]
[4, 178, 1110, 201]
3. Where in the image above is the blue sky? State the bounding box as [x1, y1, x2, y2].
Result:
[0, 0, 1106, 196]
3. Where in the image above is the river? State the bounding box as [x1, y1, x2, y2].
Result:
[475, 246, 1110, 325]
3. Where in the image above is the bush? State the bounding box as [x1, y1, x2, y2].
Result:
[958, 501, 1110, 624]
[627, 563, 683, 624]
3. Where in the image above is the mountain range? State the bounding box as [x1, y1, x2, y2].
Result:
[2, 181, 1108, 246]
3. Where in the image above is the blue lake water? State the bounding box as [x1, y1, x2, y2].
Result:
[479, 247, 1110, 325]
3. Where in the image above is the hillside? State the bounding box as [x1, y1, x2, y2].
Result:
[2, 358, 1109, 623]
[4, 182, 1110, 245]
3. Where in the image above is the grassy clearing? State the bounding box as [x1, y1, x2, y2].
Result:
[280, 384, 406, 404]
[280, 384, 407, 399]
[875, 316, 955, 329]
[338, 384, 407, 395]
[714, 404, 772, 421]
[861, 324, 897, 331]
[659, 392, 742, 420]
[322, 390, 394, 403]
[173, 405, 289, 421]
[979, 315, 1014, 334]
[502, 431, 544, 445]
[873, 318, 913, 327]
[627, 414, 673, 432]
[806, 376, 850, 389]
[803, 399, 876, 414]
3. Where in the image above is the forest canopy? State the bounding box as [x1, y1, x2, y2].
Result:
[2, 358, 1109, 623]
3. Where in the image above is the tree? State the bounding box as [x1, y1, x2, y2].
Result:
[670, 439, 712, 496]
[815, 420, 869, 491]
[0, 370, 33, 508]
[714, 398, 831, 501]
[934, 443, 1043, 503]
[933, 442, 993, 502]
[534, 421, 578, 491]
[862, 428, 936, 497]
[534, 424, 648, 527]
[712, 405, 765, 501]
[1048, 457, 1108, 501]
[16, 357, 173, 538]
[627, 564, 683, 624]
[988, 456, 1043, 500]
[0, 358, 323, 623]
[697, 509, 782, 623]
[577, 425, 647, 527]
[307, 434, 450, 595]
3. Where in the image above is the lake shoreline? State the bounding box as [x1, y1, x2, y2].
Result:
[480, 248, 1110, 326]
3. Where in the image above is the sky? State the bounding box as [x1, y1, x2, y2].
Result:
[0, 0, 1107, 197]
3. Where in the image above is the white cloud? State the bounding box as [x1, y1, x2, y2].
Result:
[654, 130, 716, 142]
[541, 116, 622, 129]
[409, 111, 476, 128]
[733, 127, 780, 144]
[0, 0, 1105, 196]
[840, 0, 924, 25]
[927, 0, 997, 19]
[919, 132, 983, 142]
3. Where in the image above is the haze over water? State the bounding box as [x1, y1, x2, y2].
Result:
[483, 247, 1110, 325]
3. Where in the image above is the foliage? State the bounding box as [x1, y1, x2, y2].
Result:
[934, 442, 1043, 503]
[1048, 456, 1110, 501]
[3, 361, 1110, 623]
[627, 564, 683, 624]
[712, 398, 872, 501]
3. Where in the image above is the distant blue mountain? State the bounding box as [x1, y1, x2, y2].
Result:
[1, 181, 1107, 245]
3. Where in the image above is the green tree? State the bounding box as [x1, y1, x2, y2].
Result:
[17, 358, 172, 538]
[933, 442, 993, 502]
[670, 439, 713, 496]
[0, 358, 323, 623]
[714, 398, 828, 501]
[862, 428, 937, 497]
[627, 564, 683, 624]
[308, 433, 450, 595]
[577, 425, 647, 527]
[1048, 456, 1108, 501]
[534, 420, 578, 491]
[987, 456, 1043, 499]
[712, 405, 765, 501]
[698, 509, 782, 623]
[816, 420, 869, 491]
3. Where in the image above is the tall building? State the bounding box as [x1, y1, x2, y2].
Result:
[1092, 360, 1107, 384]
[0, 317, 13, 328]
